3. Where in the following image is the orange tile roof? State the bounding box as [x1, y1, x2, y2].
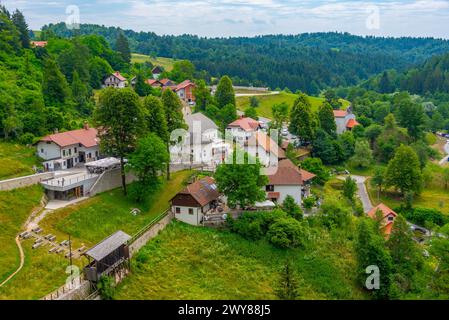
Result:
[368, 203, 398, 237]
[247, 131, 286, 158]
[175, 80, 195, 91]
[31, 41, 47, 47]
[346, 118, 359, 128]
[41, 127, 99, 148]
[333, 110, 347, 118]
[267, 159, 315, 186]
[112, 71, 126, 82]
[228, 117, 260, 132]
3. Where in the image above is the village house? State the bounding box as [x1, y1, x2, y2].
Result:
[103, 71, 127, 88]
[171, 176, 221, 226]
[171, 112, 230, 167]
[146, 78, 196, 103]
[226, 116, 261, 145]
[36, 124, 100, 171]
[367, 203, 398, 238]
[152, 66, 163, 79]
[264, 159, 315, 205]
[246, 131, 286, 167]
[30, 40, 47, 48]
[333, 108, 359, 134]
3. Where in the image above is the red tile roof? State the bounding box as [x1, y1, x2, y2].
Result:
[247, 131, 286, 158]
[228, 117, 260, 132]
[175, 80, 195, 91]
[267, 159, 315, 186]
[112, 71, 127, 82]
[367, 203, 398, 237]
[346, 118, 359, 128]
[31, 41, 47, 47]
[146, 79, 161, 86]
[177, 176, 220, 207]
[40, 127, 99, 148]
[333, 110, 347, 118]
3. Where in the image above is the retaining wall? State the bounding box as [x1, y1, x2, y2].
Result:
[0, 172, 55, 191]
[89, 168, 137, 196]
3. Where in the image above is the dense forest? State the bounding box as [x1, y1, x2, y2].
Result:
[41, 23, 449, 94]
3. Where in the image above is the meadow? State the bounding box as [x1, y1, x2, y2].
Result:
[0, 142, 41, 180]
[236, 91, 350, 120]
[115, 221, 366, 300]
[131, 53, 176, 71]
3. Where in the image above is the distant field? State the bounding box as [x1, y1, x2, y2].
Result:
[236, 91, 350, 120]
[0, 142, 41, 180]
[131, 53, 175, 71]
[115, 221, 365, 300]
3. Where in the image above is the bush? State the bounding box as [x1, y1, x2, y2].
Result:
[282, 195, 303, 220]
[302, 196, 316, 209]
[401, 207, 449, 227]
[230, 209, 287, 240]
[97, 275, 115, 300]
[267, 217, 308, 249]
[19, 133, 35, 145]
[318, 198, 352, 229]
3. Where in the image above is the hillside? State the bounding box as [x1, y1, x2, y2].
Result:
[130, 53, 175, 71]
[236, 92, 350, 119]
[41, 23, 449, 94]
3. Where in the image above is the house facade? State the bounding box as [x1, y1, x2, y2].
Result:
[36, 124, 100, 171]
[171, 177, 220, 226]
[175, 80, 196, 103]
[103, 71, 127, 88]
[263, 159, 315, 205]
[152, 66, 163, 79]
[333, 108, 359, 134]
[246, 131, 286, 167]
[226, 116, 261, 145]
[170, 112, 230, 167]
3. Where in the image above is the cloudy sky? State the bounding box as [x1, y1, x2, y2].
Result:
[2, 0, 448, 38]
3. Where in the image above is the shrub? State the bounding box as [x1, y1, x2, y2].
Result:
[401, 207, 449, 227]
[282, 195, 303, 220]
[302, 196, 316, 209]
[19, 132, 35, 145]
[267, 217, 308, 249]
[97, 275, 115, 300]
[318, 198, 352, 229]
[230, 209, 287, 240]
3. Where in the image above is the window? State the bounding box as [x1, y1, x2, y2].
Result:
[95, 151, 99, 157]
[41, 148, 44, 153]
[63, 150, 66, 157]
[74, 147, 77, 153]
[388, 215, 394, 222]
[266, 185, 274, 192]
[188, 208, 194, 215]
[175, 207, 181, 214]
[68, 149, 72, 155]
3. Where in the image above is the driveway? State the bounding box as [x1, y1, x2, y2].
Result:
[338, 175, 373, 213]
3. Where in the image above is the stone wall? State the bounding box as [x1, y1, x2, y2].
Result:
[0, 172, 55, 191]
[129, 212, 174, 256]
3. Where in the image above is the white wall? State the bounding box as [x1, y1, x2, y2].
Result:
[264, 185, 302, 205]
[37, 141, 60, 160]
[172, 205, 203, 226]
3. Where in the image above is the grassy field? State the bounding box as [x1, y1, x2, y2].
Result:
[0, 185, 43, 284]
[236, 91, 350, 120]
[0, 142, 41, 180]
[40, 170, 193, 247]
[115, 221, 365, 300]
[0, 185, 67, 300]
[131, 53, 176, 71]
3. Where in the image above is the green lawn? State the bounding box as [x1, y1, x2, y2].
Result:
[0, 185, 43, 284]
[0, 185, 66, 300]
[0, 142, 41, 180]
[115, 221, 365, 300]
[236, 91, 350, 120]
[131, 53, 176, 71]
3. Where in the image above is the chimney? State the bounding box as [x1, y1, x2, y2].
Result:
[83, 122, 89, 130]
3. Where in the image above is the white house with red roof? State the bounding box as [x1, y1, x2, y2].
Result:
[103, 71, 127, 88]
[246, 131, 286, 167]
[36, 124, 100, 171]
[226, 116, 261, 145]
[263, 159, 315, 205]
[333, 108, 359, 134]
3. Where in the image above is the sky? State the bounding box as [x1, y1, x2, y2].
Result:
[2, 0, 449, 39]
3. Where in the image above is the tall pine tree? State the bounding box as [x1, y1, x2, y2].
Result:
[116, 31, 131, 64]
[11, 9, 30, 48]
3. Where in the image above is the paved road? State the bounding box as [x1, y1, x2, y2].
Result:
[235, 91, 280, 97]
[338, 175, 373, 213]
[438, 141, 449, 165]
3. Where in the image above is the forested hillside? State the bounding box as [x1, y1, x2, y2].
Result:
[41, 23, 449, 94]
[361, 52, 449, 96]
